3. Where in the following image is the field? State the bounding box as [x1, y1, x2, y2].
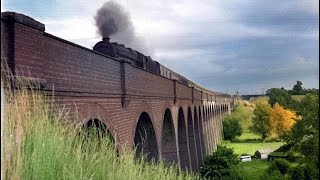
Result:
[226, 140, 284, 156]
[291, 95, 305, 101]
[238, 159, 270, 180]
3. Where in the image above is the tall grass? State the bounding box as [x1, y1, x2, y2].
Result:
[1, 81, 198, 179]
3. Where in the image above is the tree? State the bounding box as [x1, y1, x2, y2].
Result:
[249, 102, 272, 141]
[200, 145, 240, 179]
[270, 103, 297, 138]
[287, 94, 319, 162]
[266, 88, 292, 108]
[292, 81, 303, 95]
[223, 115, 242, 141]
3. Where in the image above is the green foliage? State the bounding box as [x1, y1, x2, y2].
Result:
[249, 103, 272, 141]
[230, 103, 254, 132]
[289, 166, 305, 179]
[288, 164, 319, 180]
[292, 81, 303, 95]
[303, 164, 319, 180]
[276, 81, 318, 96]
[266, 88, 292, 108]
[262, 169, 285, 180]
[223, 115, 243, 141]
[267, 159, 291, 175]
[286, 94, 319, 161]
[200, 145, 241, 179]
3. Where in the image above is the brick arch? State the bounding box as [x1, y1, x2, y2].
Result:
[198, 105, 205, 160]
[187, 106, 198, 171]
[202, 104, 208, 155]
[132, 101, 159, 161]
[76, 103, 116, 143]
[132, 101, 157, 141]
[161, 108, 178, 164]
[177, 106, 189, 170]
[194, 106, 202, 167]
[81, 119, 115, 145]
[209, 103, 214, 153]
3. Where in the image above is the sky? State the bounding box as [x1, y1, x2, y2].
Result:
[2, 0, 319, 95]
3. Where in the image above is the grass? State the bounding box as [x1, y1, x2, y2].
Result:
[238, 159, 270, 180]
[226, 141, 285, 156]
[291, 95, 305, 101]
[1, 85, 198, 179]
[237, 132, 261, 141]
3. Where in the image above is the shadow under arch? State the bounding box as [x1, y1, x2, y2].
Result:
[161, 108, 178, 164]
[187, 107, 198, 171]
[134, 112, 159, 162]
[198, 106, 205, 161]
[79, 118, 116, 153]
[194, 106, 203, 166]
[178, 107, 189, 170]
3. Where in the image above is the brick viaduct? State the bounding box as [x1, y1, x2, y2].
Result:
[1, 12, 236, 172]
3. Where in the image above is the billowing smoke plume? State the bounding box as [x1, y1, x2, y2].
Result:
[95, 1, 151, 55]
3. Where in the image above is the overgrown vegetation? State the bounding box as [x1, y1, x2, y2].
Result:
[1, 86, 197, 179]
[200, 145, 241, 180]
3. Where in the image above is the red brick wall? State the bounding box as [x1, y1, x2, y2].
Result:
[1, 12, 234, 172]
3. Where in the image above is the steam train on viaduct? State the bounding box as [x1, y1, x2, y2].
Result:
[93, 37, 191, 87]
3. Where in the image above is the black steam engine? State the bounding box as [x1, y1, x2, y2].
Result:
[93, 37, 189, 86]
[93, 37, 160, 74]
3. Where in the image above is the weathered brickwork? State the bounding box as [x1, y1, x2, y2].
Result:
[1, 12, 236, 172]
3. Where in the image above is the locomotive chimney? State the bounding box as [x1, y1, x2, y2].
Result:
[102, 37, 110, 42]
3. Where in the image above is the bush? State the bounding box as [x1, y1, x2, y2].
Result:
[262, 170, 285, 180]
[304, 164, 319, 180]
[267, 159, 291, 175]
[223, 115, 242, 140]
[200, 145, 241, 179]
[289, 166, 305, 180]
[288, 164, 319, 180]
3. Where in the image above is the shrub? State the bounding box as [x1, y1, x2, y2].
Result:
[289, 166, 305, 180]
[223, 115, 242, 141]
[304, 164, 319, 180]
[262, 170, 285, 180]
[200, 145, 241, 179]
[288, 164, 319, 180]
[267, 159, 291, 175]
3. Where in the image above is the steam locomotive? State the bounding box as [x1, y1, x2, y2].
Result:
[93, 37, 189, 86]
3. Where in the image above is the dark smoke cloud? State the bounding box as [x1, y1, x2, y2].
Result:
[94, 1, 151, 55]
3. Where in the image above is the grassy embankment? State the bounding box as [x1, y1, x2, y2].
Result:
[1, 84, 198, 179]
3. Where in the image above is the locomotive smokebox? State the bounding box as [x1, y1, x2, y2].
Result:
[93, 37, 116, 57]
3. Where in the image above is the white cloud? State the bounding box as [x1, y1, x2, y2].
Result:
[41, 17, 97, 40]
